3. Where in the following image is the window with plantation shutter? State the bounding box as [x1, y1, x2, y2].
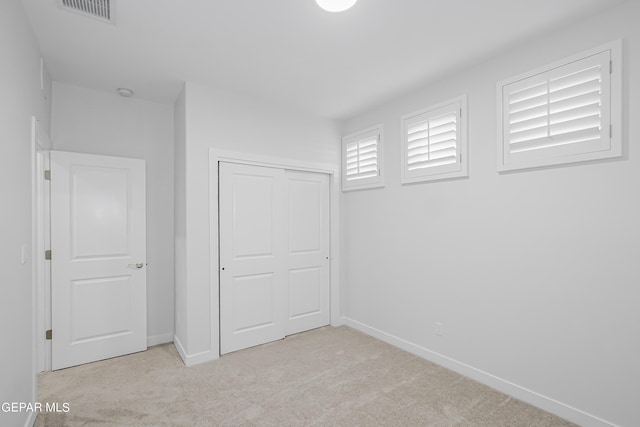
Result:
[346, 137, 378, 180]
[401, 95, 467, 184]
[497, 40, 622, 171]
[342, 125, 384, 191]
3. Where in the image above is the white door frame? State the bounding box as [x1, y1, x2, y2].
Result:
[31, 116, 52, 378]
[209, 149, 342, 355]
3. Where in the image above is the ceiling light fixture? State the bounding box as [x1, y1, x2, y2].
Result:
[315, 0, 358, 13]
[116, 88, 134, 98]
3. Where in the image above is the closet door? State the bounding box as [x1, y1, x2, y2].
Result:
[219, 163, 287, 354]
[219, 163, 330, 354]
[285, 171, 330, 335]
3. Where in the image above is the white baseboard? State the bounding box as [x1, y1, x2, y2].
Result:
[173, 335, 219, 367]
[147, 333, 173, 347]
[344, 317, 618, 427]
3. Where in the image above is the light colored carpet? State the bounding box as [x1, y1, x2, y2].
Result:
[36, 326, 575, 426]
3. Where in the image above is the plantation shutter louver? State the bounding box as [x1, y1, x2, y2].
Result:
[342, 125, 384, 191]
[499, 47, 617, 170]
[401, 96, 467, 183]
[346, 136, 379, 181]
[407, 112, 457, 170]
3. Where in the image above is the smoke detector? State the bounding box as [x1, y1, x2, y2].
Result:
[116, 88, 134, 98]
[58, 0, 115, 24]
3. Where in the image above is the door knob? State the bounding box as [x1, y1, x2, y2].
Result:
[128, 263, 144, 269]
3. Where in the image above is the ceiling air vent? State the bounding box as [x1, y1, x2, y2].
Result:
[58, 0, 115, 24]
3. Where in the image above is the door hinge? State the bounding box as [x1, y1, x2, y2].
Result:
[610, 60, 613, 74]
[44, 170, 51, 181]
[45, 250, 52, 260]
[45, 329, 52, 340]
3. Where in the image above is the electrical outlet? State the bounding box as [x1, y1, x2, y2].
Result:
[435, 322, 443, 337]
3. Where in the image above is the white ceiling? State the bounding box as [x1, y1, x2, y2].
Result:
[21, 0, 625, 120]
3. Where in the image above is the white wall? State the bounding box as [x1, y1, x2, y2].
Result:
[173, 87, 188, 352]
[0, 1, 51, 426]
[173, 82, 340, 364]
[341, 2, 639, 426]
[51, 82, 175, 346]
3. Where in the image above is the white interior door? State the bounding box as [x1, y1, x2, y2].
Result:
[285, 171, 330, 335]
[219, 162, 287, 354]
[50, 151, 147, 370]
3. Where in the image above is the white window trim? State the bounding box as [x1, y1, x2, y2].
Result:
[341, 124, 384, 191]
[496, 39, 622, 172]
[400, 94, 468, 184]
